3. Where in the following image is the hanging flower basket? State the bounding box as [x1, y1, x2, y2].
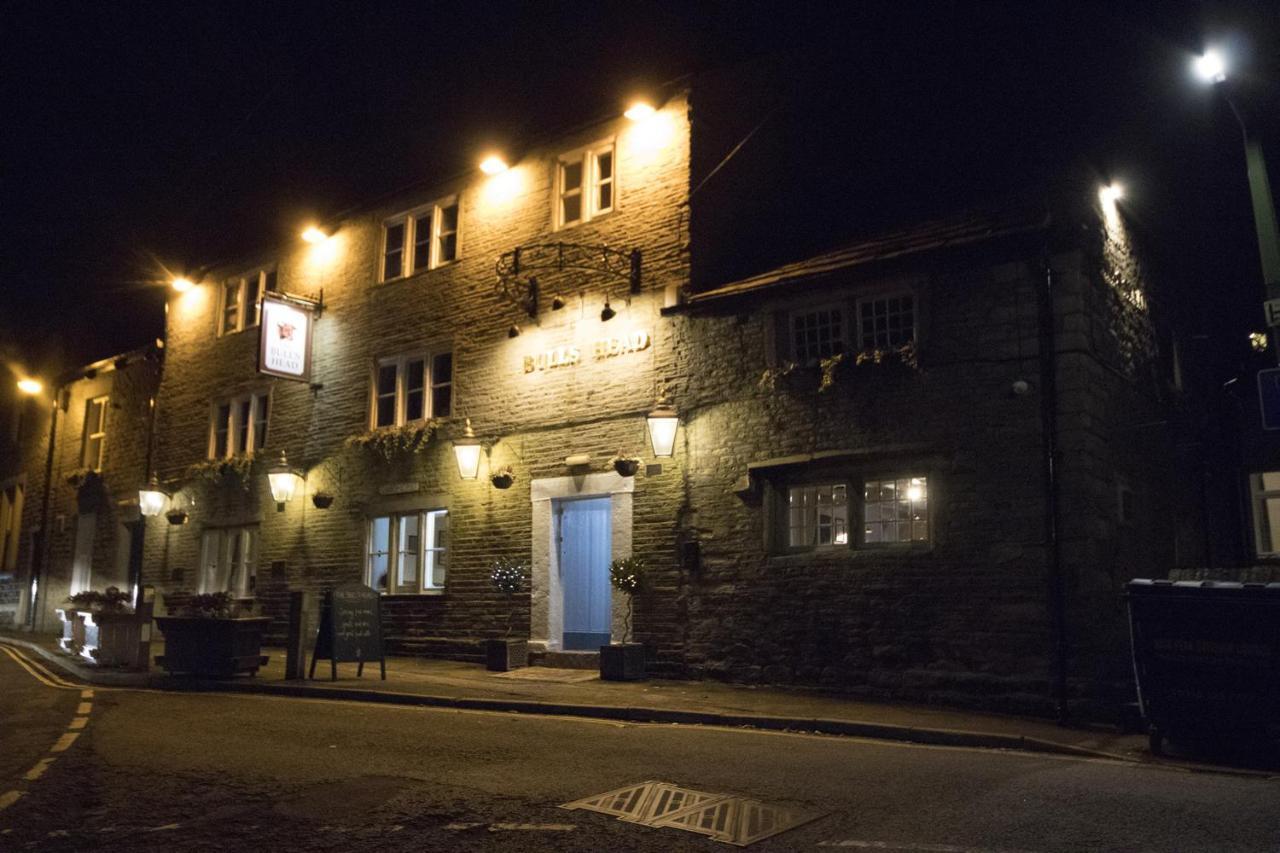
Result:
[165, 508, 189, 526]
[610, 453, 641, 478]
[311, 492, 335, 509]
[490, 466, 515, 490]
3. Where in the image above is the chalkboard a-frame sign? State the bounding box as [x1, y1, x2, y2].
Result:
[309, 583, 386, 681]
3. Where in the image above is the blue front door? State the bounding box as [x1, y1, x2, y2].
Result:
[558, 497, 611, 650]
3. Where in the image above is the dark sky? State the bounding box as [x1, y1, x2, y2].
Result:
[2, 1, 1277, 379]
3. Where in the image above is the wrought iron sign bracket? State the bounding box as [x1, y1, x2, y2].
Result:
[496, 243, 641, 317]
[278, 288, 325, 320]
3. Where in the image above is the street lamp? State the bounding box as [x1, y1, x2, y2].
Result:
[646, 389, 679, 458]
[452, 419, 482, 480]
[16, 378, 42, 396]
[267, 451, 303, 511]
[138, 477, 169, 517]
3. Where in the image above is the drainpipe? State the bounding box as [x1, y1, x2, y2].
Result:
[1038, 248, 1068, 724]
[28, 387, 61, 632]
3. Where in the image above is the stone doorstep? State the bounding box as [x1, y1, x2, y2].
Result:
[531, 650, 600, 670]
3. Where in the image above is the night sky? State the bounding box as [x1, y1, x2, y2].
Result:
[2, 1, 1277, 382]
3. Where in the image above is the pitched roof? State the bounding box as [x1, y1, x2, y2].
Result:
[686, 203, 1051, 306]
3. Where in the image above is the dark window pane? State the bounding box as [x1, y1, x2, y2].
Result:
[406, 359, 425, 393]
[413, 215, 432, 271]
[254, 396, 269, 450]
[431, 384, 451, 418]
[438, 233, 456, 262]
[383, 222, 405, 279]
[432, 352, 452, 384]
[406, 389, 424, 422]
[562, 159, 582, 190]
[376, 395, 396, 427]
[598, 182, 612, 211]
[596, 151, 612, 180]
[236, 399, 251, 453]
[377, 364, 397, 396]
[405, 359, 425, 421]
[440, 203, 458, 232]
[562, 194, 581, 224]
[264, 269, 277, 293]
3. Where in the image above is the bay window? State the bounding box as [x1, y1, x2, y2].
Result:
[367, 510, 448, 594]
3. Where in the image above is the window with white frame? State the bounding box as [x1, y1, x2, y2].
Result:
[219, 268, 277, 336]
[787, 483, 849, 548]
[556, 141, 614, 228]
[857, 293, 916, 351]
[1250, 471, 1280, 556]
[209, 392, 270, 458]
[0, 483, 23, 573]
[199, 526, 258, 598]
[381, 198, 460, 281]
[790, 306, 846, 364]
[367, 510, 448, 593]
[82, 396, 108, 471]
[372, 352, 452, 428]
[863, 476, 929, 544]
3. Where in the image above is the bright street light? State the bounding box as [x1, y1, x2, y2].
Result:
[1100, 184, 1123, 204]
[171, 276, 194, 293]
[17, 378, 42, 395]
[1194, 50, 1227, 84]
[301, 226, 328, 244]
[479, 155, 509, 175]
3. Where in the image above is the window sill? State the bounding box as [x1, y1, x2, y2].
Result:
[379, 590, 447, 599]
[554, 208, 618, 233]
[377, 262, 458, 287]
[216, 323, 259, 339]
[768, 544, 934, 563]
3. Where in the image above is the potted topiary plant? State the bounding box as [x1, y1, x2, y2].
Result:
[610, 452, 641, 478]
[490, 465, 515, 490]
[485, 557, 528, 671]
[154, 592, 271, 677]
[600, 556, 647, 680]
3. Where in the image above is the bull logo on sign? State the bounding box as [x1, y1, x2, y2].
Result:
[277, 322, 296, 341]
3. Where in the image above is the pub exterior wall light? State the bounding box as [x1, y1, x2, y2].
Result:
[480, 155, 509, 175]
[138, 477, 169, 518]
[301, 225, 328, 244]
[624, 101, 656, 121]
[171, 276, 194, 293]
[17, 378, 43, 396]
[601, 298, 616, 322]
[646, 402, 679, 458]
[453, 418, 482, 480]
[267, 451, 303, 511]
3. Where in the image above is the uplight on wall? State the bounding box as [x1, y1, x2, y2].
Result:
[624, 101, 656, 121]
[267, 451, 303, 511]
[171, 276, 194, 293]
[453, 418, 482, 480]
[301, 225, 328, 244]
[646, 403, 679, 458]
[479, 155, 509, 175]
[16, 378, 42, 396]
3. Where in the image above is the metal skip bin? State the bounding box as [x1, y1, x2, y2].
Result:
[1126, 579, 1280, 755]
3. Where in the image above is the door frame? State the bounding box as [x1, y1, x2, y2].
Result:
[530, 472, 633, 652]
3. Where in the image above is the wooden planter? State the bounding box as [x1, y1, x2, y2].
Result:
[600, 642, 646, 681]
[154, 616, 271, 677]
[91, 610, 145, 668]
[485, 638, 528, 672]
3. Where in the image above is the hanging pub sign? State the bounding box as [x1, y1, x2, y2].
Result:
[258, 293, 315, 382]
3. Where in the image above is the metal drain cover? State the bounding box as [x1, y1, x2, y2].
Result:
[562, 781, 823, 847]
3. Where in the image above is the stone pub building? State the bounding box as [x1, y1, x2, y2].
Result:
[10, 78, 1193, 719]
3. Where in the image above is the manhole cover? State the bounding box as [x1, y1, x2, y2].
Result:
[562, 781, 823, 847]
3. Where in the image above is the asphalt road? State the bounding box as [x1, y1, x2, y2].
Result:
[1, 647, 1278, 852]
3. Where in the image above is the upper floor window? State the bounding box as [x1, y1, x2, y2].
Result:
[791, 306, 846, 365]
[200, 525, 257, 598]
[82, 396, 108, 471]
[381, 198, 460, 282]
[219, 269, 277, 336]
[210, 392, 270, 458]
[556, 141, 614, 229]
[0, 483, 23, 573]
[857, 293, 915, 351]
[367, 509, 448, 594]
[372, 352, 452, 428]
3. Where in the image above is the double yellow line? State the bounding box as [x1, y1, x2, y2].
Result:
[0, 644, 84, 690]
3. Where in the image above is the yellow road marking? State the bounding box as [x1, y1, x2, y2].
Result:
[0, 645, 82, 690]
[81, 689, 94, 699]
[50, 732, 80, 753]
[0, 790, 23, 812]
[68, 717, 89, 730]
[23, 758, 56, 781]
[76, 702, 92, 715]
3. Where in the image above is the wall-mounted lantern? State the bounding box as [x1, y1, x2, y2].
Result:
[138, 477, 169, 518]
[453, 418, 482, 480]
[267, 451, 303, 511]
[646, 398, 679, 458]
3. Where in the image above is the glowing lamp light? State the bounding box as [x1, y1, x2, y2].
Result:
[1194, 50, 1227, 83]
[16, 378, 42, 396]
[138, 478, 169, 518]
[1100, 184, 1123, 204]
[301, 225, 328, 244]
[171, 277, 194, 293]
[452, 418, 482, 480]
[479, 155, 509, 175]
[267, 451, 303, 510]
[624, 101, 656, 121]
[646, 405, 679, 458]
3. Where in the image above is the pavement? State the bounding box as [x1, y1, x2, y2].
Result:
[0, 629, 1170, 768]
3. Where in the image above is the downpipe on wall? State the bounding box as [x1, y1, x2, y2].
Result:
[1038, 249, 1068, 724]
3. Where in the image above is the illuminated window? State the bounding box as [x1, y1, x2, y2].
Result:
[82, 396, 108, 471]
[790, 306, 846, 364]
[863, 476, 929, 544]
[199, 525, 258, 598]
[218, 269, 277, 336]
[367, 509, 448, 594]
[371, 351, 452, 428]
[857, 293, 915, 351]
[381, 197, 460, 281]
[209, 392, 269, 459]
[787, 484, 848, 548]
[1250, 472, 1280, 556]
[556, 141, 614, 228]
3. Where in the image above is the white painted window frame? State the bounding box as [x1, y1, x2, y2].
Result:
[861, 474, 931, 546]
[370, 351, 452, 428]
[82, 395, 109, 471]
[855, 291, 917, 352]
[788, 302, 848, 365]
[365, 509, 448, 594]
[199, 525, 258, 598]
[380, 196, 461, 282]
[217, 269, 275, 336]
[555, 139, 616, 230]
[207, 391, 270, 459]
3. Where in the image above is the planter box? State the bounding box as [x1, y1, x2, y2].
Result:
[154, 616, 271, 677]
[91, 610, 145, 668]
[600, 642, 646, 681]
[56, 608, 87, 654]
[485, 638, 528, 672]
